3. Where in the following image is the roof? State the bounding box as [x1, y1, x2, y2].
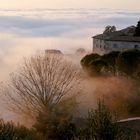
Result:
[93, 26, 140, 42]
[45, 49, 63, 55]
[106, 36, 140, 42]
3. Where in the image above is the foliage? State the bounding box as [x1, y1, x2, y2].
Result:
[134, 21, 140, 36]
[116, 49, 140, 77]
[81, 49, 140, 78]
[33, 99, 77, 140]
[0, 119, 39, 140]
[81, 53, 102, 75]
[0, 102, 139, 140]
[102, 51, 120, 75]
[103, 26, 116, 34]
[0, 119, 16, 140]
[89, 59, 108, 75]
[81, 51, 120, 76]
[85, 100, 119, 140]
[15, 125, 39, 140]
[81, 53, 101, 67]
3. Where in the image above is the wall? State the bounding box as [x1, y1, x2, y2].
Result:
[93, 38, 140, 53]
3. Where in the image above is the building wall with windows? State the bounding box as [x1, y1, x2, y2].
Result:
[93, 38, 140, 53]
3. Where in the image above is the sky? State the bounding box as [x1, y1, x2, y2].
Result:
[0, 0, 140, 10]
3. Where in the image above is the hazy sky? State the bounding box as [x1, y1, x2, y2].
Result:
[0, 0, 140, 10]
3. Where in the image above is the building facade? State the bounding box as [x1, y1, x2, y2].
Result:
[92, 26, 140, 53]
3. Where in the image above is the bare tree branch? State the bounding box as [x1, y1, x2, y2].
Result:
[3, 53, 81, 118]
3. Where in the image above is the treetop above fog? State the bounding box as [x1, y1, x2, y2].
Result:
[134, 20, 140, 36]
[81, 49, 140, 78]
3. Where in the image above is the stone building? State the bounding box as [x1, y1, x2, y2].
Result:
[92, 26, 140, 53]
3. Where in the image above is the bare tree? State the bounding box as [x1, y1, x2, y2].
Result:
[4, 53, 81, 118]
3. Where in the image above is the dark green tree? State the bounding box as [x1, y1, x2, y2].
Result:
[81, 52, 120, 76]
[80, 53, 102, 75]
[134, 21, 140, 36]
[89, 59, 108, 76]
[0, 119, 39, 140]
[33, 100, 77, 140]
[85, 100, 119, 140]
[116, 49, 140, 77]
[81, 53, 101, 68]
[103, 26, 116, 34]
[0, 120, 16, 140]
[102, 51, 120, 75]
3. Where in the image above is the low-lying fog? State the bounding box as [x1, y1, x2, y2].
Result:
[0, 9, 139, 126]
[0, 9, 139, 80]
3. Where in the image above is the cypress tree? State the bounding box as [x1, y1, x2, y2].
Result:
[134, 21, 140, 36]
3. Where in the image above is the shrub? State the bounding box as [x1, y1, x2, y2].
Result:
[0, 119, 16, 140]
[33, 99, 77, 140]
[80, 100, 119, 140]
[0, 119, 39, 140]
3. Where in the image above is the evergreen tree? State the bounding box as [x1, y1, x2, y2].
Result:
[134, 21, 140, 36]
[85, 100, 119, 140]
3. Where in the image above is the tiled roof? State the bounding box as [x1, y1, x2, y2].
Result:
[106, 36, 140, 42]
